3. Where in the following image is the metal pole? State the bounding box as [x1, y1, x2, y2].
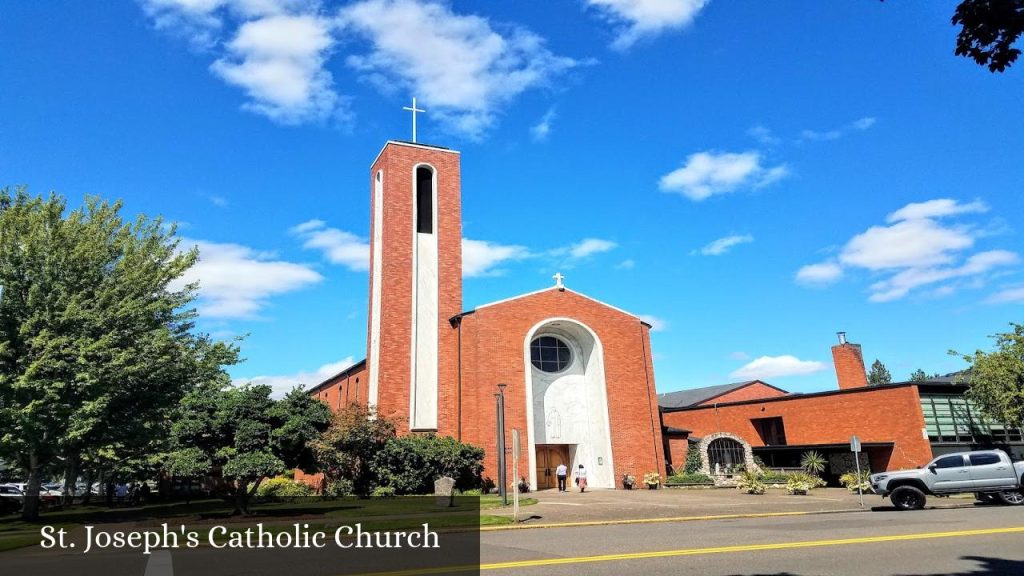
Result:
[855, 453, 864, 509]
[495, 390, 507, 506]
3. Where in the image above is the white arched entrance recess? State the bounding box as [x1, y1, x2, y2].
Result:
[524, 318, 615, 490]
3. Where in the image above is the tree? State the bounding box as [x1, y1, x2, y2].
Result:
[371, 434, 485, 495]
[310, 403, 396, 497]
[167, 384, 331, 515]
[950, 323, 1024, 427]
[0, 188, 232, 520]
[868, 359, 892, 386]
[952, 0, 1024, 72]
[909, 369, 929, 382]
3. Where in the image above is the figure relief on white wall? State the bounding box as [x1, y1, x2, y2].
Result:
[546, 410, 562, 439]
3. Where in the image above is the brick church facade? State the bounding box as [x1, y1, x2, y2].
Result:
[307, 140, 665, 490]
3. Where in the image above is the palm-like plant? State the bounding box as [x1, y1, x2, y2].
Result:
[800, 451, 827, 475]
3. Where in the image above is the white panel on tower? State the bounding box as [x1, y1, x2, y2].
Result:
[367, 170, 383, 410]
[410, 164, 439, 430]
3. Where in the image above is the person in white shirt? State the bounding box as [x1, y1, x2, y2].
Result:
[576, 464, 588, 493]
[555, 462, 568, 492]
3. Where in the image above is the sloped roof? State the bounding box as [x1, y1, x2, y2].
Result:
[657, 380, 787, 409]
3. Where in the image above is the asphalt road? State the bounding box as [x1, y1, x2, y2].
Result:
[479, 505, 1024, 576]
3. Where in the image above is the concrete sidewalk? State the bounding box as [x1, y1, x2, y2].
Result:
[489, 487, 975, 526]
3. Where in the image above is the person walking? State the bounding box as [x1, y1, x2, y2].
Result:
[555, 462, 568, 492]
[576, 464, 588, 493]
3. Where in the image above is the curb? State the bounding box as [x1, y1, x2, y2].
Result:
[480, 502, 979, 532]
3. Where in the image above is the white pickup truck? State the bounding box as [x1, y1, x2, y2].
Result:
[869, 449, 1024, 511]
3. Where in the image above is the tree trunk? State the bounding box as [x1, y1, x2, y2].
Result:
[233, 480, 249, 516]
[81, 468, 94, 505]
[62, 453, 79, 507]
[21, 451, 42, 521]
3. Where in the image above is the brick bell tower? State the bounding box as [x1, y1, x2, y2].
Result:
[366, 141, 462, 433]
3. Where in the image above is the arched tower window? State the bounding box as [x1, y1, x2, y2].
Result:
[416, 166, 433, 234]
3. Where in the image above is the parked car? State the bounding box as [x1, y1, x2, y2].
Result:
[2, 483, 63, 505]
[0, 485, 24, 514]
[870, 449, 1024, 510]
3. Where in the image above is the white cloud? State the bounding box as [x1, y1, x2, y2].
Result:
[173, 238, 323, 318]
[987, 286, 1024, 304]
[840, 219, 975, 270]
[615, 258, 636, 270]
[728, 351, 750, 361]
[234, 356, 357, 398]
[291, 219, 370, 271]
[697, 233, 753, 256]
[659, 150, 788, 201]
[795, 261, 843, 285]
[886, 198, 988, 223]
[868, 250, 1018, 302]
[730, 355, 827, 380]
[851, 116, 876, 130]
[211, 14, 339, 123]
[462, 238, 531, 277]
[142, 1, 347, 123]
[567, 238, 617, 259]
[748, 124, 780, 146]
[637, 314, 668, 332]
[530, 108, 557, 141]
[337, 0, 577, 139]
[796, 198, 1018, 302]
[208, 194, 229, 207]
[587, 0, 708, 50]
[798, 116, 878, 143]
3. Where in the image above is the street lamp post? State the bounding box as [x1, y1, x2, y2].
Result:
[495, 383, 508, 506]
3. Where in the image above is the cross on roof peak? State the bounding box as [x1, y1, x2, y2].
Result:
[553, 272, 565, 290]
[402, 97, 425, 143]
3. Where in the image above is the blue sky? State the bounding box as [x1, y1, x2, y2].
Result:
[2, 1, 1023, 396]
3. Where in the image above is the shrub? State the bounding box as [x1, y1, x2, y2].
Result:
[839, 470, 872, 493]
[786, 476, 812, 495]
[800, 451, 827, 475]
[323, 478, 353, 498]
[256, 477, 314, 499]
[459, 488, 483, 496]
[666, 472, 714, 485]
[372, 434, 485, 495]
[371, 486, 396, 499]
[758, 470, 791, 484]
[786, 472, 826, 491]
[736, 471, 766, 495]
[683, 445, 703, 474]
[643, 472, 662, 487]
[311, 404, 397, 497]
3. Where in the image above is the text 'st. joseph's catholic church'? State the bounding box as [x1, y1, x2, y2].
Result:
[308, 139, 665, 490]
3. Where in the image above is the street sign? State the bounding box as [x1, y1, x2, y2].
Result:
[850, 435, 862, 453]
[851, 435, 864, 509]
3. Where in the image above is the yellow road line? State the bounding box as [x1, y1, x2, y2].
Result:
[353, 525, 1024, 576]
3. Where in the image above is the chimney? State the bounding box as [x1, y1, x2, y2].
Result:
[832, 332, 868, 390]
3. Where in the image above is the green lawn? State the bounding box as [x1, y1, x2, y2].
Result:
[0, 494, 534, 553]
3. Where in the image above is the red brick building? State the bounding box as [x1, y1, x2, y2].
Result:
[659, 336, 1024, 481]
[308, 140, 664, 490]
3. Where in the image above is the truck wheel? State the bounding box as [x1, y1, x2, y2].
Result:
[996, 490, 1024, 506]
[890, 486, 926, 511]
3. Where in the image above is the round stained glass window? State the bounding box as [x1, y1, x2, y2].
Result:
[530, 336, 572, 373]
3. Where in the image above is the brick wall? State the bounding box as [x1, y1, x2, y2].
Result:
[661, 384, 932, 471]
[367, 142, 462, 433]
[457, 288, 665, 489]
[832, 343, 868, 390]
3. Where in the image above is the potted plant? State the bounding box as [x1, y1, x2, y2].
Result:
[622, 474, 636, 490]
[643, 472, 661, 489]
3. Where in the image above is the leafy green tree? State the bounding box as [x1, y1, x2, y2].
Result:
[311, 403, 397, 497]
[951, 323, 1024, 427]
[372, 434, 484, 495]
[868, 359, 892, 386]
[683, 443, 703, 474]
[0, 188, 233, 520]
[167, 383, 331, 515]
[952, 0, 1024, 72]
